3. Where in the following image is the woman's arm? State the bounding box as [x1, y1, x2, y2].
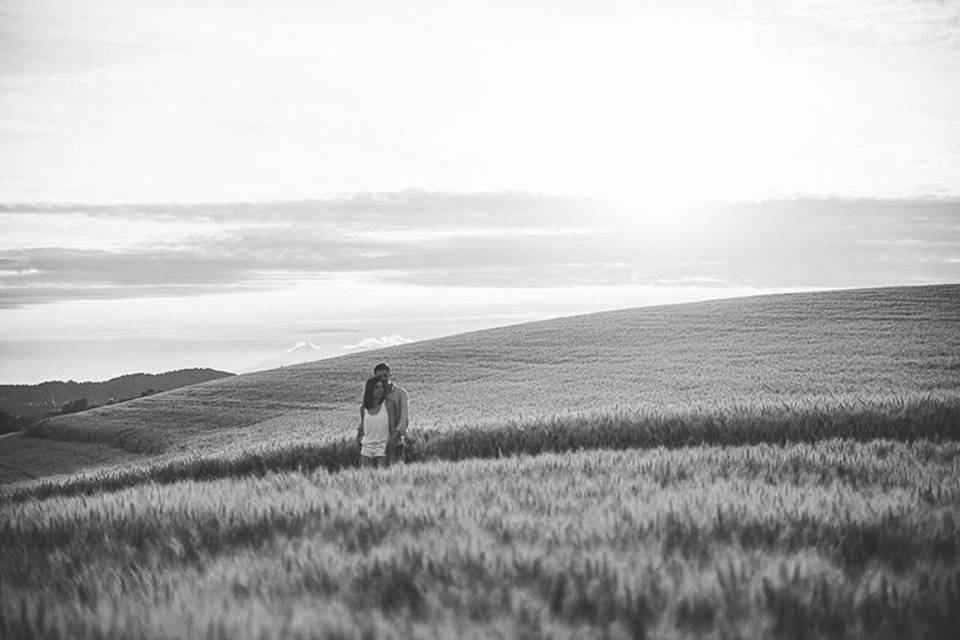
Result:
[357, 405, 365, 445]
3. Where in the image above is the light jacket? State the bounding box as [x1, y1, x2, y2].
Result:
[384, 383, 409, 435]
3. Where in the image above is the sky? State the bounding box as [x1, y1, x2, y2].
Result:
[1, 1, 959, 383]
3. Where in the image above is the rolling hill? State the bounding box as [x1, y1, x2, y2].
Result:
[4, 284, 957, 487]
[0, 367, 235, 419]
[3, 284, 960, 638]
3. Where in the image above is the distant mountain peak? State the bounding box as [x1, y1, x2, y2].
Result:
[245, 341, 326, 373]
[286, 341, 320, 353]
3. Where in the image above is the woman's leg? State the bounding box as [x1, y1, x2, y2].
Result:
[374, 456, 390, 468]
[360, 455, 375, 468]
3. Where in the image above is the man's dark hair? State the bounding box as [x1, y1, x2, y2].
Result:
[373, 363, 390, 374]
[363, 377, 384, 410]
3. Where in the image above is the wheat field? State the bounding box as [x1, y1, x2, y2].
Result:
[2, 285, 959, 638]
[3, 441, 959, 639]
[12, 285, 960, 466]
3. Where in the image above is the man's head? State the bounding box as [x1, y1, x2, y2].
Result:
[374, 362, 391, 385]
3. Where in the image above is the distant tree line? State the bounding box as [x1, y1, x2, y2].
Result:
[59, 398, 91, 415]
[56, 389, 157, 416]
[0, 408, 32, 435]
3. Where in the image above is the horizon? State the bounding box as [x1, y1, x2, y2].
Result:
[3, 1, 959, 383]
[4, 280, 956, 387]
[2, 193, 959, 385]
[0, 282, 834, 385]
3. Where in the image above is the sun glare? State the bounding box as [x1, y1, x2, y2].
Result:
[512, 17, 802, 203]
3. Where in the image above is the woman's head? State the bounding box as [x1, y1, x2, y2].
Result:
[363, 376, 385, 409]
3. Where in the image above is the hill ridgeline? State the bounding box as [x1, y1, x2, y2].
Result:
[24, 284, 959, 462]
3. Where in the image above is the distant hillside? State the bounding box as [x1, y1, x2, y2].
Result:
[21, 284, 960, 463]
[0, 368, 235, 419]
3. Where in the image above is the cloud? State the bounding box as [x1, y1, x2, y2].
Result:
[0, 1, 170, 77]
[0, 193, 958, 308]
[4, 2, 959, 205]
[0, 192, 620, 305]
[779, 0, 960, 45]
[341, 334, 415, 351]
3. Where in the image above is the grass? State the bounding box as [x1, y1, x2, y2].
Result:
[0, 435, 144, 486]
[7, 284, 959, 479]
[6, 392, 958, 504]
[2, 441, 959, 639]
[2, 284, 959, 637]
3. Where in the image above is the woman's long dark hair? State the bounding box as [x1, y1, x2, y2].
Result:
[362, 376, 385, 410]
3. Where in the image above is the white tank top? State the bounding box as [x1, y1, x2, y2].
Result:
[361, 404, 390, 457]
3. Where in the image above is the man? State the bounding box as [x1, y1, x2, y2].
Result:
[374, 362, 409, 462]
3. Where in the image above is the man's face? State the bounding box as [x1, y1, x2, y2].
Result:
[376, 368, 391, 384]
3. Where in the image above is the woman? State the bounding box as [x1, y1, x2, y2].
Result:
[357, 376, 397, 468]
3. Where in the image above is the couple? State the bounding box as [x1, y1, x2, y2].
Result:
[356, 362, 409, 467]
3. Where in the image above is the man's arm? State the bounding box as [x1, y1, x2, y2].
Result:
[397, 387, 409, 435]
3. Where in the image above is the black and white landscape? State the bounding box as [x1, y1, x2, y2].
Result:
[2, 1, 959, 638]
